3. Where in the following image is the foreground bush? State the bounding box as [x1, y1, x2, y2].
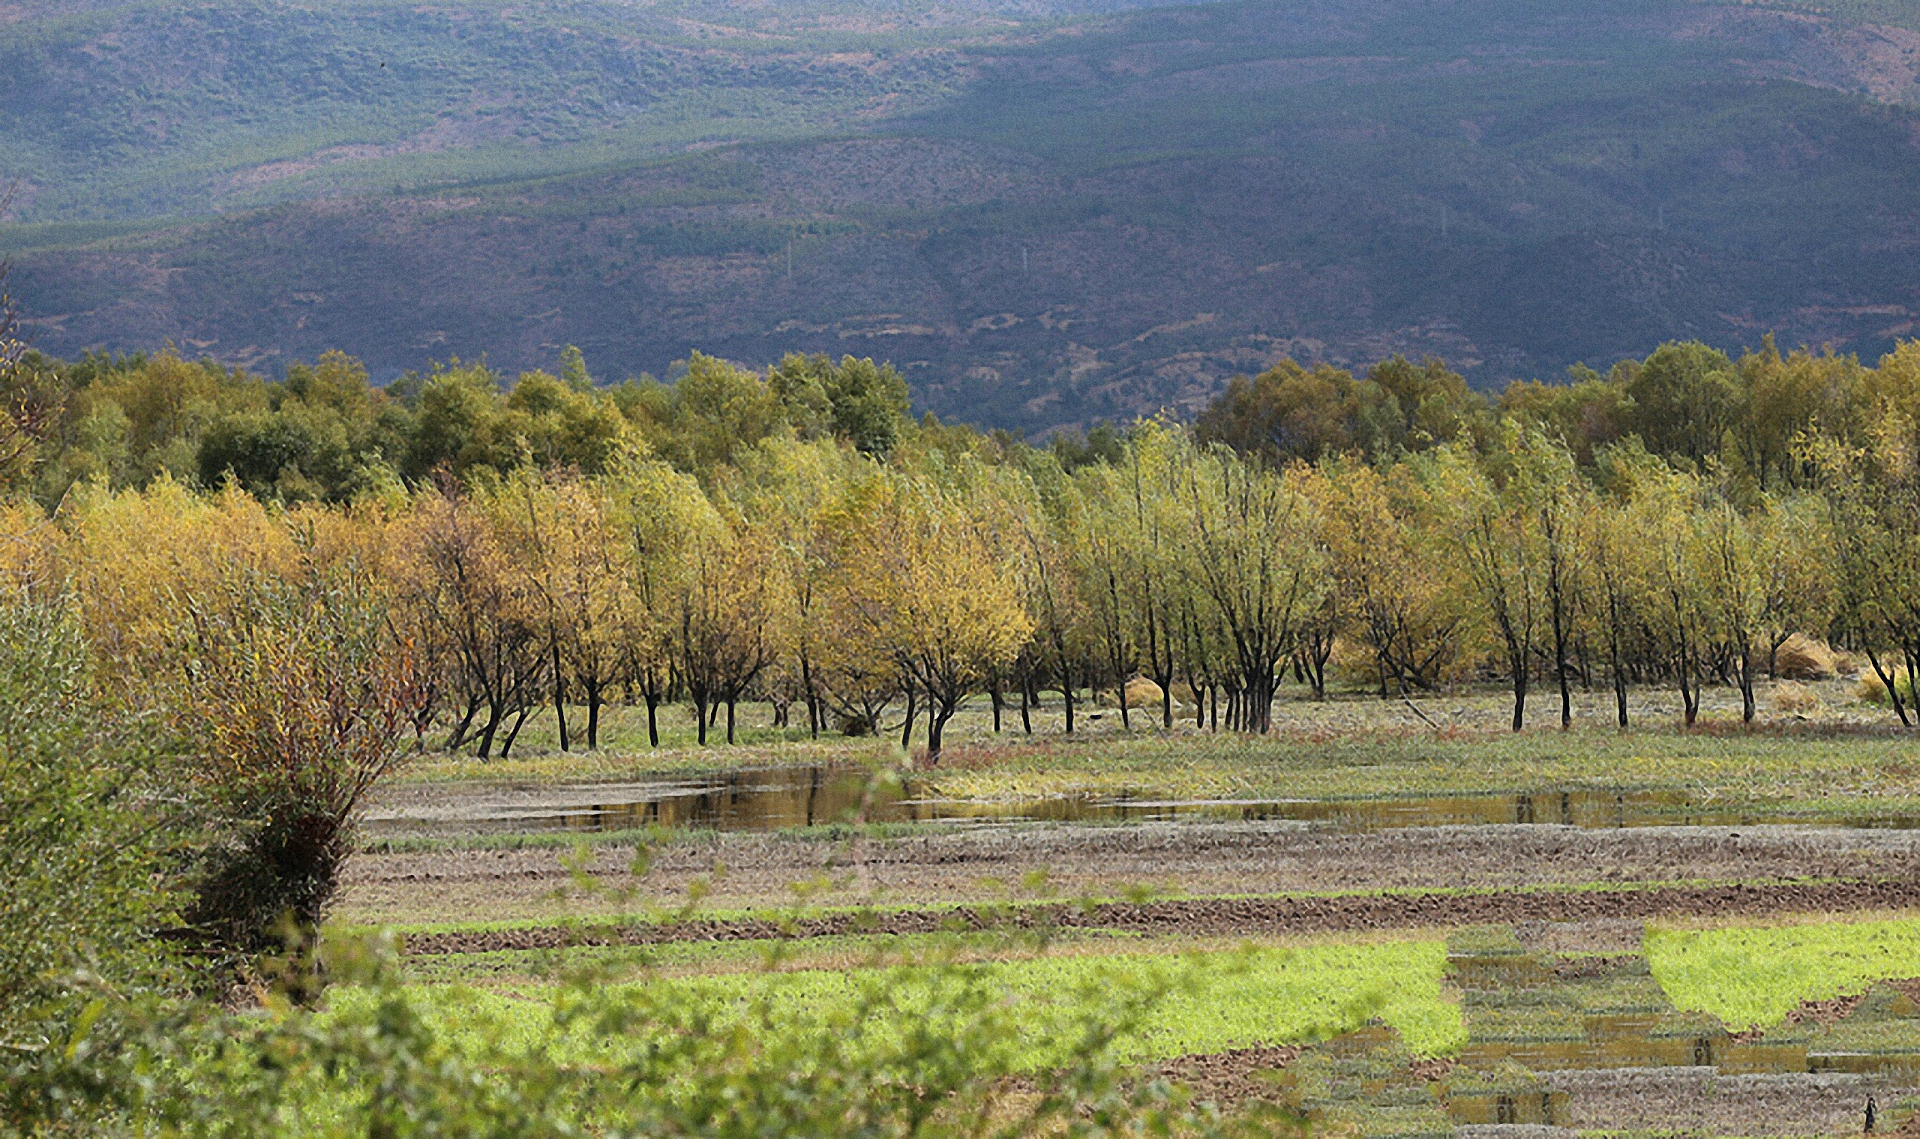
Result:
[7, 932, 1267, 1139]
[0, 596, 176, 1043]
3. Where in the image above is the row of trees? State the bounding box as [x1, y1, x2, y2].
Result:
[1200, 337, 1920, 495]
[1, 345, 917, 504]
[1, 331, 1917, 772]
[6, 332, 1917, 508]
[9, 398, 1916, 782]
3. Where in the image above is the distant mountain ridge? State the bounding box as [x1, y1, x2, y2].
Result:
[6, 0, 1920, 432]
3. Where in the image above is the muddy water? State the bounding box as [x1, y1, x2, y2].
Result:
[366, 766, 1920, 837]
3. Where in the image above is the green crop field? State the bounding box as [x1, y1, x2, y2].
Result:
[1652, 915, 1920, 1031]
[366, 936, 1463, 1068]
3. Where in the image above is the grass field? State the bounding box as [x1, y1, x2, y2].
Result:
[1651, 915, 1920, 1031]
[368, 934, 1463, 1069]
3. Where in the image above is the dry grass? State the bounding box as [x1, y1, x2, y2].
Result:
[1770, 681, 1821, 714]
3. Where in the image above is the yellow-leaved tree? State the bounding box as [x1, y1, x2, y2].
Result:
[828, 462, 1031, 761]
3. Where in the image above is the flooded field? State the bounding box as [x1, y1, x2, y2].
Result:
[1275, 919, 1920, 1135]
[365, 765, 1920, 838]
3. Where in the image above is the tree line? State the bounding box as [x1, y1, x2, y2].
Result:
[0, 334, 1915, 772]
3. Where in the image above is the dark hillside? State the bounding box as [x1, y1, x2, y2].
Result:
[7, 0, 1920, 431]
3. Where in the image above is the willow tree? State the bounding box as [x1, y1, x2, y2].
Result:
[1806, 409, 1920, 727]
[1067, 469, 1138, 726]
[394, 489, 547, 758]
[829, 465, 1030, 761]
[1754, 493, 1834, 679]
[1301, 457, 1461, 698]
[677, 498, 779, 746]
[1005, 455, 1089, 734]
[484, 466, 627, 750]
[731, 437, 861, 738]
[168, 562, 426, 953]
[603, 456, 716, 746]
[1430, 439, 1542, 731]
[1626, 460, 1714, 726]
[1115, 421, 1191, 726]
[1177, 441, 1325, 732]
[1694, 493, 1766, 722]
[1578, 472, 1649, 728]
[1507, 428, 1586, 730]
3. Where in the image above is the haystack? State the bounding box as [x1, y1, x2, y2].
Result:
[1124, 676, 1165, 709]
[1775, 633, 1836, 680]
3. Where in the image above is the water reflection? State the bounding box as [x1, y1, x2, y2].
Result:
[367, 765, 1920, 837]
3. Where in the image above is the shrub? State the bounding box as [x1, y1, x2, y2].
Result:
[166, 565, 426, 958]
[11, 931, 1260, 1139]
[0, 596, 177, 1037]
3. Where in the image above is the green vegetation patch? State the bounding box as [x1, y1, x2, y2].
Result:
[368, 938, 1465, 1069]
[1649, 916, 1920, 1031]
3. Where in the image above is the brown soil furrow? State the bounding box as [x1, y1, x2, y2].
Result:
[401, 878, 1920, 955]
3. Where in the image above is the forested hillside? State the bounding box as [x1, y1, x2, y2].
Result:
[6, 0, 1920, 430]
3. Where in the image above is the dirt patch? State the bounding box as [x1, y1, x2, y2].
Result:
[397, 878, 1920, 956]
[1775, 978, 1920, 1030]
[1149, 1045, 1303, 1106]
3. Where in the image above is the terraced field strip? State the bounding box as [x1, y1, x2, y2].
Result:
[399, 878, 1920, 954]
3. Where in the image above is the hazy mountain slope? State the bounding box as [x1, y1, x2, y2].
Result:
[8, 0, 1920, 432]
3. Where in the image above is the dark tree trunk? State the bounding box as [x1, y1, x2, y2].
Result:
[553, 646, 570, 752]
[1867, 647, 1910, 727]
[1611, 642, 1629, 729]
[645, 689, 661, 747]
[801, 655, 820, 740]
[990, 681, 1003, 733]
[926, 711, 945, 761]
[475, 704, 503, 760]
[1511, 663, 1527, 733]
[726, 698, 737, 744]
[446, 694, 482, 751]
[500, 704, 532, 758]
[584, 679, 603, 750]
[901, 684, 917, 748]
[1552, 614, 1572, 732]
